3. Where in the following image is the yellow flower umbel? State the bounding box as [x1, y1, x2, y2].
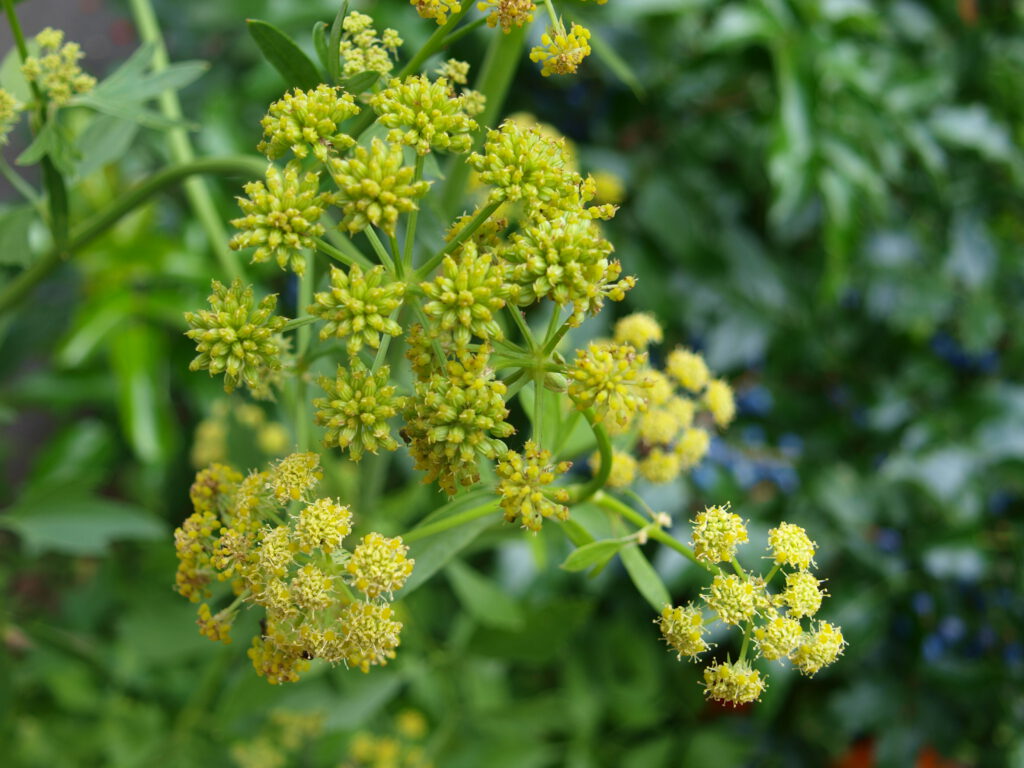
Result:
[258, 85, 360, 162]
[0, 89, 23, 145]
[530, 21, 592, 77]
[753, 615, 802, 661]
[266, 452, 323, 504]
[403, 349, 515, 495]
[479, 0, 536, 32]
[614, 312, 663, 350]
[589, 449, 637, 489]
[293, 497, 352, 555]
[371, 74, 478, 155]
[338, 12, 403, 78]
[330, 601, 404, 673]
[230, 162, 325, 275]
[496, 441, 572, 531]
[676, 426, 711, 469]
[420, 242, 511, 349]
[778, 570, 825, 619]
[411, 0, 462, 25]
[469, 120, 577, 206]
[326, 138, 431, 235]
[690, 504, 748, 565]
[346, 532, 415, 599]
[309, 264, 406, 353]
[791, 621, 846, 675]
[568, 342, 650, 427]
[704, 378, 736, 428]
[658, 604, 710, 660]
[315, 363, 404, 461]
[767, 522, 816, 570]
[702, 660, 766, 706]
[21, 27, 95, 106]
[666, 347, 709, 393]
[638, 448, 682, 484]
[704, 573, 761, 626]
[184, 279, 288, 394]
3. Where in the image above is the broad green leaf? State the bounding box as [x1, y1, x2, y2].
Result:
[0, 204, 36, 266]
[247, 19, 323, 90]
[56, 293, 135, 368]
[619, 543, 671, 611]
[0, 491, 166, 556]
[560, 539, 625, 572]
[0, 44, 33, 101]
[109, 324, 176, 466]
[446, 559, 525, 630]
[74, 94, 191, 130]
[25, 419, 116, 493]
[74, 114, 139, 181]
[90, 59, 208, 102]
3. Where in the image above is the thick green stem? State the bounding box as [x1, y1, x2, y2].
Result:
[283, 315, 318, 332]
[566, 408, 610, 505]
[295, 263, 315, 452]
[415, 200, 501, 279]
[364, 226, 395, 272]
[403, 500, 501, 544]
[129, 0, 243, 282]
[0, 156, 266, 316]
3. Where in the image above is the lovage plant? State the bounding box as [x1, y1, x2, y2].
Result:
[172, 1, 845, 705]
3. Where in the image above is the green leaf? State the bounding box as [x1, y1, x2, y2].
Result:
[587, 25, 645, 100]
[90, 60, 208, 103]
[619, 543, 671, 611]
[446, 559, 525, 630]
[560, 539, 625, 572]
[0, 205, 36, 266]
[327, 2, 350, 84]
[312, 21, 330, 72]
[246, 19, 323, 90]
[25, 419, 116, 493]
[109, 324, 176, 465]
[73, 114, 140, 181]
[56, 293, 135, 368]
[0, 490, 166, 556]
[341, 70, 380, 95]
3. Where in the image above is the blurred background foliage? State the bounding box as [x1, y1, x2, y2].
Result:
[2, 0, 1024, 766]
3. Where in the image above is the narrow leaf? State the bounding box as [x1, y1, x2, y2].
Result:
[312, 21, 330, 72]
[0, 205, 36, 266]
[446, 560, 525, 630]
[327, 1, 350, 84]
[341, 70, 380, 95]
[247, 19, 322, 90]
[620, 543, 671, 611]
[561, 539, 625, 572]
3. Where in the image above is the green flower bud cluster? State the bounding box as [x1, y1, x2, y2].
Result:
[327, 138, 431, 235]
[173, 454, 414, 684]
[21, 27, 96, 106]
[339, 11, 403, 78]
[469, 120, 579, 206]
[371, 74, 478, 155]
[258, 85, 360, 162]
[314, 363, 405, 461]
[420, 241, 512, 349]
[310, 264, 406, 353]
[403, 350, 515, 495]
[658, 510, 845, 705]
[568, 341, 651, 428]
[496, 441, 572, 531]
[230, 163, 326, 275]
[0, 89, 23, 145]
[184, 279, 288, 394]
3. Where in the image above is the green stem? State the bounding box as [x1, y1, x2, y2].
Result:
[403, 500, 501, 544]
[0, 156, 42, 212]
[764, 564, 781, 587]
[404, 154, 425, 270]
[0, 156, 266, 316]
[730, 556, 746, 578]
[315, 236, 373, 271]
[295, 263, 315, 453]
[129, 0, 243, 282]
[505, 305, 536, 351]
[542, 0, 560, 27]
[2, 0, 31, 61]
[440, 16, 488, 48]
[371, 312, 399, 372]
[364, 226, 395, 272]
[542, 316, 573, 355]
[738, 623, 752, 663]
[283, 315, 318, 332]
[389, 233, 404, 278]
[415, 200, 501, 280]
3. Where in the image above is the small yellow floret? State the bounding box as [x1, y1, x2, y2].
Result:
[705, 573, 760, 626]
[658, 604, 710, 660]
[690, 504, 748, 564]
[704, 378, 736, 427]
[778, 570, 825, 618]
[702, 660, 765, 705]
[753, 615, 802, 660]
[791, 621, 846, 675]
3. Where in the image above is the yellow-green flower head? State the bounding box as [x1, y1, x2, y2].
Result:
[639, 448, 682, 484]
[691, 504, 748, 565]
[411, 0, 461, 24]
[658, 604, 710, 660]
[496, 440, 572, 532]
[614, 312, 663, 350]
[315, 363, 405, 461]
[639, 408, 682, 446]
[339, 12, 402, 78]
[21, 27, 96, 106]
[791, 621, 846, 675]
[248, 633, 309, 685]
[346, 532, 415, 599]
[371, 75, 478, 155]
[702, 660, 766, 706]
[174, 510, 222, 601]
[505, 211, 635, 326]
[589, 449, 637, 488]
[184, 279, 288, 394]
[468, 120, 577, 205]
[779, 570, 825, 618]
[290, 563, 335, 612]
[530, 21, 592, 77]
[197, 602, 234, 644]
[266, 451, 323, 504]
[568, 342, 650, 427]
[309, 264, 406, 353]
[420, 242, 511, 348]
[435, 58, 470, 85]
[445, 208, 508, 252]
[404, 322, 445, 379]
[0, 88, 23, 145]
[768, 522, 816, 571]
[754, 614, 803, 661]
[479, 0, 536, 32]
[676, 426, 710, 469]
[666, 347, 710, 393]
[462, 88, 487, 117]
[211, 525, 256, 582]
[255, 525, 296, 581]
[189, 463, 243, 515]
[642, 369, 675, 407]
[705, 573, 761, 626]
[326, 138, 430, 235]
[666, 396, 696, 428]
[592, 169, 626, 205]
[704, 378, 736, 428]
[293, 497, 352, 555]
[334, 601, 403, 673]
[258, 85, 360, 162]
[404, 349, 515, 495]
[230, 162, 325, 275]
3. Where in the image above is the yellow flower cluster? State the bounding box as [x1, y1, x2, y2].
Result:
[258, 85, 360, 162]
[530, 21, 592, 77]
[659, 515, 845, 704]
[21, 27, 95, 106]
[0, 88, 22, 145]
[172, 453, 414, 684]
[496, 440, 572, 531]
[339, 12, 403, 78]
